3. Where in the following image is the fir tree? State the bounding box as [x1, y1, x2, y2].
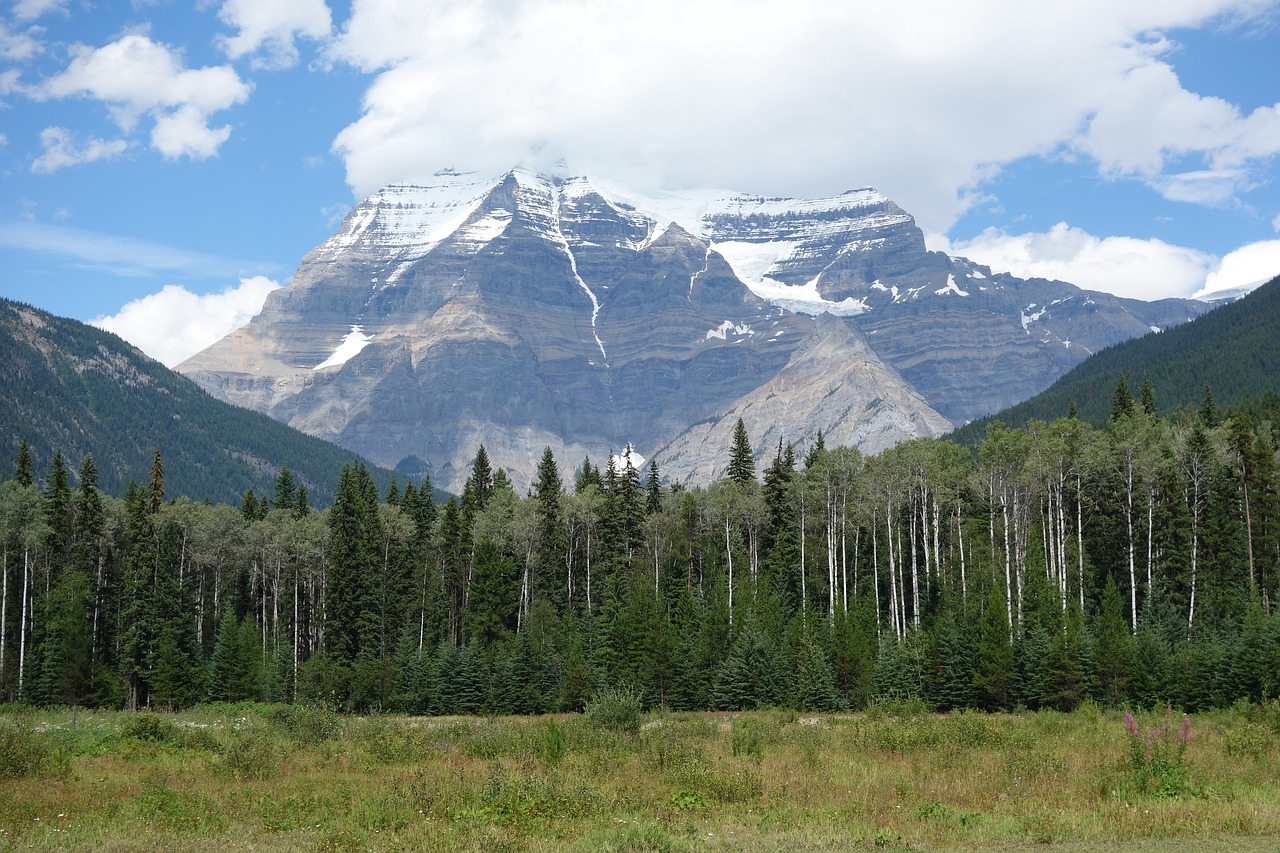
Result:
[727, 419, 756, 484]
[1110, 374, 1135, 422]
[147, 447, 165, 513]
[273, 464, 297, 511]
[14, 438, 33, 487]
[645, 459, 662, 515]
[1094, 575, 1134, 705]
[972, 585, 1013, 710]
[1139, 375, 1158, 417]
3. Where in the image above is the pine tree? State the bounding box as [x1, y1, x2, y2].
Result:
[645, 459, 662, 515]
[14, 438, 33, 487]
[1110, 375, 1135, 422]
[469, 445, 494, 510]
[147, 447, 165, 513]
[1094, 574, 1134, 705]
[532, 447, 567, 606]
[972, 585, 1013, 710]
[727, 419, 756, 484]
[273, 465, 297, 512]
[1200, 384, 1220, 428]
[325, 464, 382, 663]
[1139, 375, 1158, 417]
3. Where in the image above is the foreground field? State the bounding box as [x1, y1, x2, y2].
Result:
[1, 701, 1279, 851]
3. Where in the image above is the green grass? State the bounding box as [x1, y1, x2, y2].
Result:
[1, 702, 1279, 850]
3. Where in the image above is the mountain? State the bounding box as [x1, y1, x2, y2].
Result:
[0, 298, 396, 505]
[179, 168, 1211, 491]
[948, 273, 1280, 444]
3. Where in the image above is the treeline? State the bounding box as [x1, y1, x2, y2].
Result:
[951, 273, 1280, 443]
[1, 382, 1278, 714]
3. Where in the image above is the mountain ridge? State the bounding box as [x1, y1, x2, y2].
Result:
[179, 167, 1212, 491]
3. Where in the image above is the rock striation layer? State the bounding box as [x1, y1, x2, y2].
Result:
[181, 168, 1212, 491]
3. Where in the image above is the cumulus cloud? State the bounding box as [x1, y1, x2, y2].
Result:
[217, 0, 332, 69]
[327, 0, 1280, 234]
[946, 223, 1215, 300]
[31, 127, 128, 173]
[92, 276, 282, 367]
[38, 34, 250, 160]
[1193, 240, 1280, 298]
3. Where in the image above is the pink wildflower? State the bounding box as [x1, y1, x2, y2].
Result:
[1180, 716, 1192, 743]
[1124, 711, 1138, 736]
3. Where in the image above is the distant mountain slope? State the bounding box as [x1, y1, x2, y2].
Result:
[0, 298, 398, 504]
[949, 273, 1280, 444]
[179, 167, 1209, 491]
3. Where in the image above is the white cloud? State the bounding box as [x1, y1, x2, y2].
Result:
[1273, 212, 1280, 231]
[0, 21, 42, 61]
[38, 34, 250, 160]
[12, 0, 66, 22]
[946, 223, 1215, 300]
[327, 0, 1280, 233]
[92, 276, 282, 367]
[1193, 240, 1280, 297]
[31, 127, 128, 173]
[217, 0, 332, 69]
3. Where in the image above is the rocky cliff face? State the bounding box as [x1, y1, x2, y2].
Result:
[180, 168, 1211, 491]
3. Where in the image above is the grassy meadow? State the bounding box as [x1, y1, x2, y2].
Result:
[2, 699, 1280, 851]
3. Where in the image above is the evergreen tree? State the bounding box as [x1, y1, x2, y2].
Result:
[14, 438, 33, 487]
[147, 446, 165, 513]
[1094, 575, 1134, 705]
[325, 464, 382, 664]
[273, 464, 297, 511]
[1200, 384, 1220, 428]
[532, 447, 567, 605]
[972, 585, 1013, 710]
[469, 445, 494, 510]
[1139, 375, 1158, 417]
[1110, 374, 1135, 422]
[713, 620, 780, 710]
[727, 419, 756, 484]
[645, 460, 662, 515]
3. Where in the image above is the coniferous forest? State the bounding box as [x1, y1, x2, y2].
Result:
[2, 380, 1278, 716]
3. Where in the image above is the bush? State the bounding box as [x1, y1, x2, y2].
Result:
[121, 711, 180, 744]
[0, 720, 53, 778]
[585, 685, 643, 735]
[265, 703, 341, 746]
[219, 729, 282, 779]
[536, 719, 567, 767]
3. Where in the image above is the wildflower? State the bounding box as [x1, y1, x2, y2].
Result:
[1179, 717, 1192, 743]
[1124, 711, 1138, 736]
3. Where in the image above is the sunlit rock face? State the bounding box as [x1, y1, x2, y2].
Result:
[180, 169, 1209, 491]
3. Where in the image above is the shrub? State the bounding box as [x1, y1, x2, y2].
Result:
[0, 720, 53, 778]
[536, 719, 567, 767]
[586, 684, 643, 734]
[121, 711, 180, 744]
[220, 729, 282, 779]
[265, 703, 341, 746]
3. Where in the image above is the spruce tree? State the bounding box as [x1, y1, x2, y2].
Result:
[14, 438, 33, 487]
[1110, 375, 1135, 422]
[727, 419, 756, 484]
[1094, 574, 1134, 705]
[972, 585, 1013, 710]
[273, 465, 297, 512]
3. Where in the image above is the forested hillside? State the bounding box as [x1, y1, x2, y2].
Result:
[0, 298, 397, 505]
[3, 390, 1276, 715]
[951, 273, 1280, 447]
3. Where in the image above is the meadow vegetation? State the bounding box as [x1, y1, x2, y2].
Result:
[2, 700, 1279, 851]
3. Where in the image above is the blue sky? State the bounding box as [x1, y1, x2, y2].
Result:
[2, 0, 1280, 366]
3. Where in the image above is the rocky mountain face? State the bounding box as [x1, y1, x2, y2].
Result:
[180, 169, 1211, 491]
